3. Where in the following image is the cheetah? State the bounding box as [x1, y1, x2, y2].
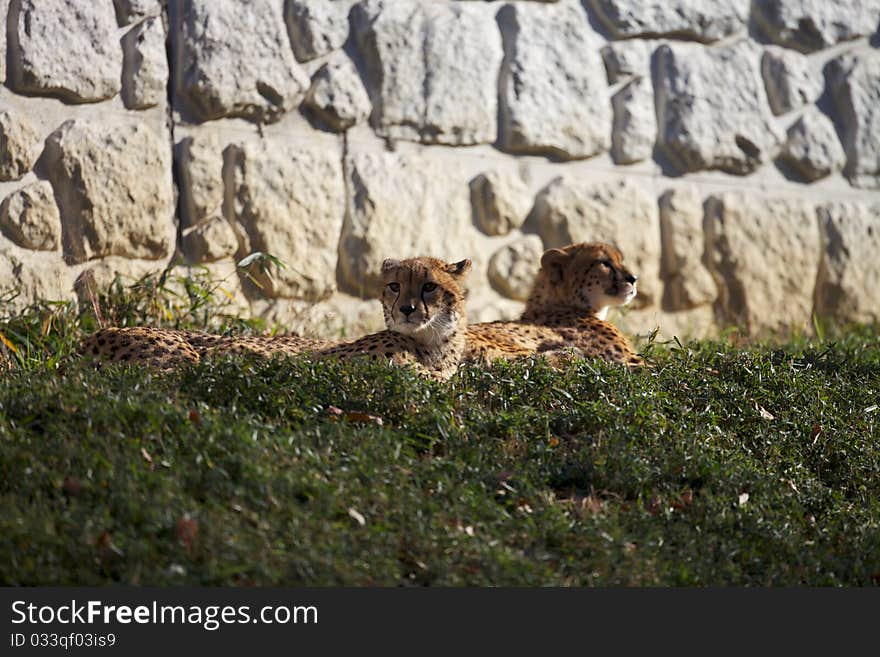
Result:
[80, 256, 472, 381]
[465, 242, 644, 367]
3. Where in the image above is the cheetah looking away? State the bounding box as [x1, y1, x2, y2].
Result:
[465, 242, 644, 367]
[80, 257, 472, 381]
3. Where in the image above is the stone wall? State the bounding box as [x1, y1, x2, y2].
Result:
[1, 0, 878, 339]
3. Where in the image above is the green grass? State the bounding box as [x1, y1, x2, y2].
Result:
[0, 271, 878, 585]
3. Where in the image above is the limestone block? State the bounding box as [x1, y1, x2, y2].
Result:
[487, 235, 544, 301]
[114, 0, 164, 26]
[0, 249, 74, 312]
[253, 293, 384, 341]
[779, 107, 846, 182]
[176, 0, 310, 123]
[0, 110, 41, 182]
[353, 0, 502, 145]
[74, 257, 171, 301]
[177, 133, 227, 226]
[611, 76, 656, 164]
[0, 181, 61, 252]
[655, 42, 783, 174]
[339, 148, 478, 296]
[753, 0, 880, 52]
[467, 294, 524, 325]
[814, 201, 880, 325]
[589, 0, 749, 42]
[286, 0, 354, 62]
[230, 141, 345, 301]
[352, 0, 422, 140]
[42, 120, 175, 264]
[615, 304, 718, 341]
[469, 170, 532, 236]
[122, 16, 169, 110]
[10, 0, 121, 102]
[533, 177, 660, 307]
[498, 1, 610, 159]
[658, 186, 716, 310]
[182, 215, 240, 264]
[304, 54, 371, 131]
[761, 47, 822, 116]
[827, 52, 880, 189]
[0, 0, 8, 83]
[703, 192, 820, 334]
[602, 39, 654, 84]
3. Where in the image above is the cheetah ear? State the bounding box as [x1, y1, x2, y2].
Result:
[381, 258, 401, 274]
[541, 248, 568, 285]
[446, 259, 472, 278]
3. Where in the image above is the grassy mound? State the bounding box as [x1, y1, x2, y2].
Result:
[1, 271, 878, 585]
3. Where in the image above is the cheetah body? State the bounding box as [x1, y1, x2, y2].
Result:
[81, 257, 472, 381]
[465, 242, 643, 367]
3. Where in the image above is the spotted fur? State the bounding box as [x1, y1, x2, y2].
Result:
[80, 257, 472, 381]
[465, 242, 644, 367]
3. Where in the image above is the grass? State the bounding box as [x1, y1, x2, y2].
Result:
[0, 269, 878, 586]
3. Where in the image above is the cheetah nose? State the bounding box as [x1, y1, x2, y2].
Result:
[624, 273, 637, 284]
[400, 304, 416, 316]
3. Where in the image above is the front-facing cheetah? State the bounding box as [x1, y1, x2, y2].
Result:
[81, 256, 472, 381]
[465, 242, 644, 367]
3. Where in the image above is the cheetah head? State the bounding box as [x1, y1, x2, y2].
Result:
[380, 256, 472, 344]
[528, 242, 638, 319]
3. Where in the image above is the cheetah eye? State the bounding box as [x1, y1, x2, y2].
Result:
[599, 260, 613, 270]
[422, 282, 438, 293]
[388, 282, 400, 292]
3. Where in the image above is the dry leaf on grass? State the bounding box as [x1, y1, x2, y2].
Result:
[176, 516, 199, 552]
[347, 507, 366, 526]
[96, 531, 123, 558]
[62, 477, 86, 496]
[0, 331, 18, 353]
[326, 405, 384, 426]
[756, 404, 775, 421]
[672, 489, 694, 510]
